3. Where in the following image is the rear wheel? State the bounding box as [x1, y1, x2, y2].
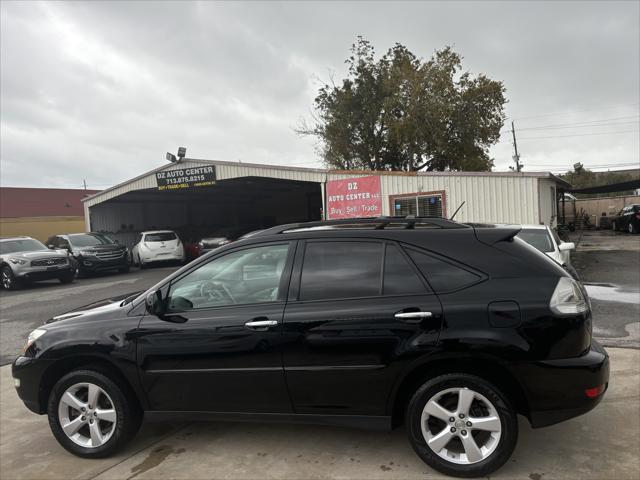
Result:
[406, 374, 518, 478]
[47, 369, 141, 458]
[1, 266, 19, 290]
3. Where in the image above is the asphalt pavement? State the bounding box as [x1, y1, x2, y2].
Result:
[0, 266, 179, 365]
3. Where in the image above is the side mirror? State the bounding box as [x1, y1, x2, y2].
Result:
[145, 290, 165, 317]
[48, 245, 55, 249]
[145, 290, 187, 323]
[559, 242, 575, 251]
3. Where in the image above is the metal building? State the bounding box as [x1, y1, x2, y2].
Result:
[83, 158, 569, 245]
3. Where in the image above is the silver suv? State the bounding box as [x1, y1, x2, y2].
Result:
[0, 236, 75, 290]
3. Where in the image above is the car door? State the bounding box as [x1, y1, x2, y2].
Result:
[281, 239, 443, 416]
[136, 241, 296, 413]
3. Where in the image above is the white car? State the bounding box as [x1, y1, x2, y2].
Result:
[517, 225, 577, 277]
[131, 230, 185, 268]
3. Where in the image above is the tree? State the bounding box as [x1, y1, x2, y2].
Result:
[560, 166, 639, 198]
[298, 37, 507, 172]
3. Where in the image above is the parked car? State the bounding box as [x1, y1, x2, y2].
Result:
[611, 204, 640, 234]
[516, 225, 578, 278]
[0, 236, 75, 289]
[12, 217, 608, 478]
[46, 233, 129, 277]
[131, 230, 185, 268]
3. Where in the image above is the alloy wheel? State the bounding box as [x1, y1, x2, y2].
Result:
[1, 270, 12, 289]
[421, 387, 502, 465]
[57, 382, 117, 448]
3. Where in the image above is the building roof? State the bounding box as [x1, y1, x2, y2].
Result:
[0, 187, 100, 218]
[82, 158, 572, 206]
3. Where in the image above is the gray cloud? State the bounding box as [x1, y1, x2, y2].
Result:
[1, 1, 638, 188]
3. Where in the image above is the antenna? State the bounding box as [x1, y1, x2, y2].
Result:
[450, 201, 466, 220]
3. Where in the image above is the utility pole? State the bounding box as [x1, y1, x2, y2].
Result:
[511, 121, 522, 172]
[83, 179, 87, 190]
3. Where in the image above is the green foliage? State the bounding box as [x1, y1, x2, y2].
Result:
[298, 37, 507, 172]
[560, 168, 640, 198]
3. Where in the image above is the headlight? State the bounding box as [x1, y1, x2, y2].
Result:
[9, 258, 27, 265]
[23, 328, 47, 352]
[549, 277, 589, 315]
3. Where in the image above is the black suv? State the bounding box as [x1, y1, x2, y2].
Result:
[13, 218, 608, 477]
[46, 233, 129, 277]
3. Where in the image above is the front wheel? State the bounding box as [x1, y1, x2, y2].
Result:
[406, 374, 518, 478]
[58, 272, 75, 284]
[47, 369, 141, 458]
[629, 223, 637, 234]
[1, 266, 19, 290]
[612, 221, 617, 231]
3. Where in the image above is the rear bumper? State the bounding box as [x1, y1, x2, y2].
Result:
[515, 340, 609, 428]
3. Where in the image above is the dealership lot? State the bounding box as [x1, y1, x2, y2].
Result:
[0, 230, 638, 479]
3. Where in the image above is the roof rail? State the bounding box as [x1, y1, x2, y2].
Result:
[254, 216, 466, 237]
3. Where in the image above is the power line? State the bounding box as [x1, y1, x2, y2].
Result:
[499, 115, 639, 134]
[509, 102, 640, 121]
[517, 130, 640, 141]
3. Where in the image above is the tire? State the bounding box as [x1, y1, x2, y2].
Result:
[629, 223, 637, 234]
[1, 265, 19, 290]
[47, 369, 142, 458]
[58, 272, 75, 284]
[406, 373, 518, 478]
[612, 221, 617, 231]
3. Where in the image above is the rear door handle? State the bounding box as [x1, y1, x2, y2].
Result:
[244, 319, 278, 329]
[394, 311, 433, 321]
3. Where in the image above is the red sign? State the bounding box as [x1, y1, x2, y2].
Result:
[326, 176, 382, 219]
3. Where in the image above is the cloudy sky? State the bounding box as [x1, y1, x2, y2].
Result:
[1, 1, 638, 189]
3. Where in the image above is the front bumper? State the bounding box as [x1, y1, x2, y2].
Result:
[14, 264, 74, 281]
[75, 254, 128, 272]
[514, 340, 609, 428]
[12, 355, 54, 414]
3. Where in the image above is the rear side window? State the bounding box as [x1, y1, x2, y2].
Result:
[299, 241, 383, 301]
[383, 244, 430, 295]
[406, 247, 481, 293]
[145, 232, 177, 242]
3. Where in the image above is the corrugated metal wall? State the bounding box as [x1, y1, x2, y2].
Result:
[86, 159, 551, 227]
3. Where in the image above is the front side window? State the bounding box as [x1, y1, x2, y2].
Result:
[299, 241, 383, 301]
[167, 243, 290, 311]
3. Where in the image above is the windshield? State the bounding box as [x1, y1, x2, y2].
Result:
[0, 238, 48, 254]
[517, 229, 554, 253]
[69, 233, 115, 247]
[145, 232, 177, 242]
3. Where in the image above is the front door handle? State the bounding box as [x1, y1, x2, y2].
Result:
[394, 311, 433, 321]
[244, 319, 278, 329]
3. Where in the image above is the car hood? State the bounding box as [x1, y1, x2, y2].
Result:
[45, 290, 143, 325]
[74, 245, 126, 254]
[0, 250, 68, 261]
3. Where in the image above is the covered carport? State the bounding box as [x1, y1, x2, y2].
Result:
[83, 160, 324, 247]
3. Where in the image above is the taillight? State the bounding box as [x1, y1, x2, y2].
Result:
[585, 384, 605, 398]
[549, 277, 589, 316]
